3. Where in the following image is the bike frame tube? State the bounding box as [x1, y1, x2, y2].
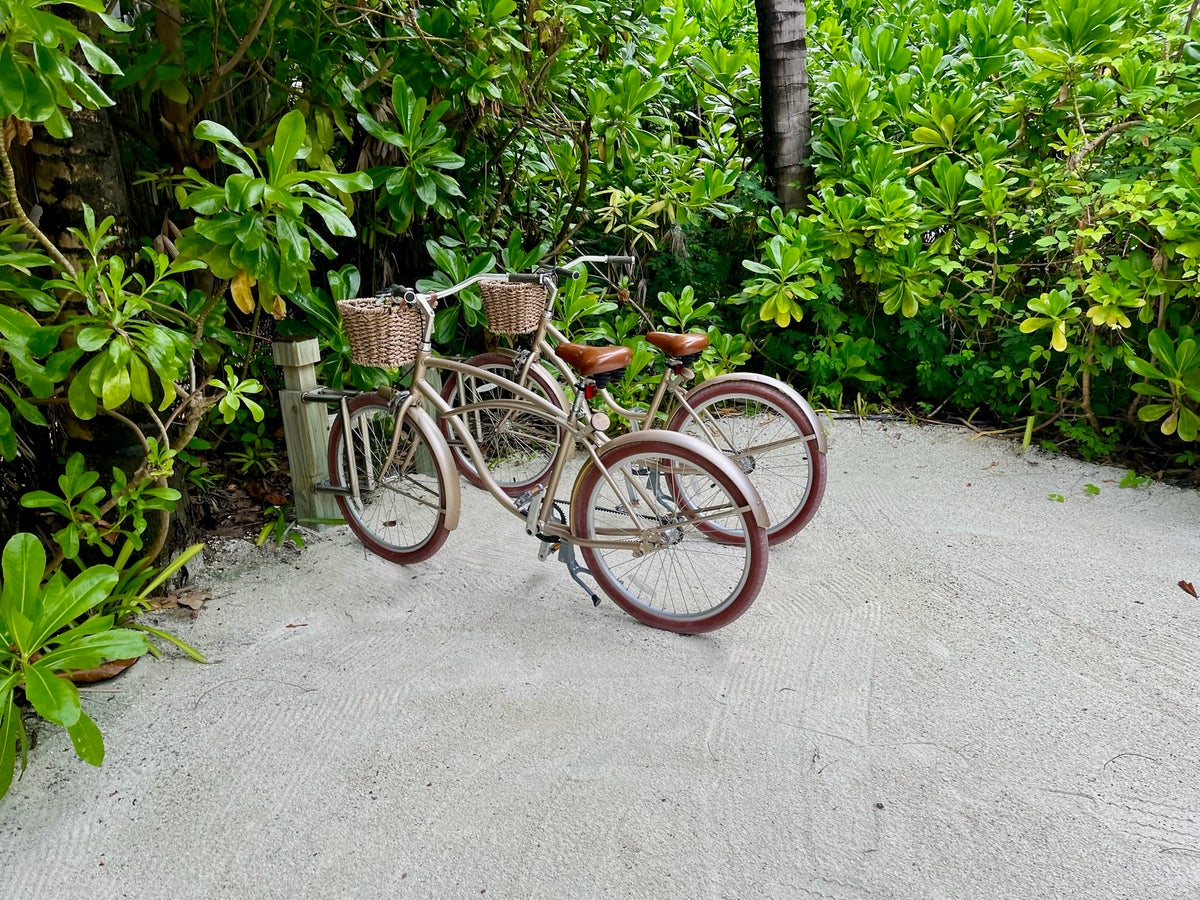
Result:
[388, 297, 673, 548]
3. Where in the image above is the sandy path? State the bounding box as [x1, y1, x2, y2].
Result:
[1, 420, 1198, 898]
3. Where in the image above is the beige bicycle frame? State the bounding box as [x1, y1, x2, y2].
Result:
[371, 291, 765, 549]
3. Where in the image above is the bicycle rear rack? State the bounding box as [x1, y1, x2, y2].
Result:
[302, 387, 404, 501]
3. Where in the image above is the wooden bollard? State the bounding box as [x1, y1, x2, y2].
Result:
[272, 337, 341, 529]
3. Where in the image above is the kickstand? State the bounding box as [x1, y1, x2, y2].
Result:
[557, 540, 602, 607]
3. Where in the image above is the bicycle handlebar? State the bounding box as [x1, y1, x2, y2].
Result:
[399, 254, 635, 305]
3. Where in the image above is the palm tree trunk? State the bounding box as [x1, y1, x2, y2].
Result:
[754, 0, 811, 212]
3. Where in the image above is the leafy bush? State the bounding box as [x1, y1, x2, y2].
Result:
[737, 0, 1200, 450]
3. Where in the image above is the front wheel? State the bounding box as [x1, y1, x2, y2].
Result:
[327, 395, 453, 564]
[570, 434, 768, 634]
[667, 379, 826, 545]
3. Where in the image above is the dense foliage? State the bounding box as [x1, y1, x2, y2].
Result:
[748, 0, 1200, 459]
[1, 0, 1199, 794]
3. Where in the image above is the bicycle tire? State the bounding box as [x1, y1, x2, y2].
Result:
[667, 379, 826, 545]
[570, 433, 768, 634]
[327, 394, 453, 564]
[439, 353, 568, 495]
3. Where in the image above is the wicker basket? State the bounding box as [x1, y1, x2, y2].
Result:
[480, 281, 547, 335]
[338, 298, 424, 367]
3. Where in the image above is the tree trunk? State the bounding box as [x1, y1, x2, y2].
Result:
[754, 0, 812, 212]
[32, 7, 134, 261]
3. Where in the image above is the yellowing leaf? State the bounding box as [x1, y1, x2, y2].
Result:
[1051, 321, 1068, 352]
[230, 270, 256, 314]
[912, 126, 944, 146]
[270, 295, 287, 320]
[1019, 316, 1049, 333]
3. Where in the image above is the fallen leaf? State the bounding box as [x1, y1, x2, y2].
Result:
[69, 657, 138, 684]
[264, 492, 288, 506]
[286, 622, 308, 628]
[146, 589, 210, 611]
[1180, 580, 1198, 598]
[176, 590, 209, 611]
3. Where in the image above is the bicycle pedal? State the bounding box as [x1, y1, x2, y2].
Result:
[537, 539, 560, 562]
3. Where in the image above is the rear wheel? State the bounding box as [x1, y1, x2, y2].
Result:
[327, 395, 451, 563]
[439, 353, 567, 495]
[667, 380, 826, 545]
[570, 435, 768, 634]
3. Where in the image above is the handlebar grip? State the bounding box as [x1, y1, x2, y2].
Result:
[507, 273, 542, 284]
[608, 256, 635, 265]
[402, 289, 416, 303]
[551, 266, 580, 281]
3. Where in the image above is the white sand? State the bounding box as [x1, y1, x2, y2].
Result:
[2, 419, 1198, 898]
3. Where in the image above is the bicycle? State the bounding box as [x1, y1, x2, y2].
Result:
[306, 273, 772, 634]
[438, 255, 828, 546]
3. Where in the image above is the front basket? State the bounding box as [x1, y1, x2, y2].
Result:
[337, 298, 423, 367]
[480, 281, 547, 335]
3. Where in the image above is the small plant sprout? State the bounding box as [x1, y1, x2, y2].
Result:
[208, 366, 265, 424]
[1119, 469, 1151, 489]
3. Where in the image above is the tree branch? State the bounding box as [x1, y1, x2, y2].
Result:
[183, 0, 275, 126]
[1067, 119, 1141, 171]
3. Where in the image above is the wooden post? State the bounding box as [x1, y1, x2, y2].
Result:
[272, 338, 341, 529]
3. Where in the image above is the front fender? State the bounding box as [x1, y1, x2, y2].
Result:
[403, 403, 461, 532]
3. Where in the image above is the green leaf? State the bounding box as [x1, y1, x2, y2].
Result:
[159, 79, 190, 104]
[304, 198, 355, 237]
[68, 356, 101, 420]
[1, 533, 45, 627]
[1019, 317, 1050, 334]
[101, 358, 131, 409]
[0, 690, 19, 800]
[912, 126, 946, 146]
[27, 565, 118, 651]
[0, 407, 15, 461]
[194, 120, 247, 149]
[0, 47, 23, 118]
[225, 174, 266, 211]
[1126, 356, 1165, 380]
[78, 37, 122, 76]
[269, 110, 308, 179]
[128, 353, 153, 404]
[67, 710, 104, 766]
[24, 663, 81, 727]
[1137, 403, 1172, 422]
[76, 326, 110, 351]
[1179, 406, 1200, 442]
[38, 628, 149, 674]
[1147, 329, 1176, 368]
